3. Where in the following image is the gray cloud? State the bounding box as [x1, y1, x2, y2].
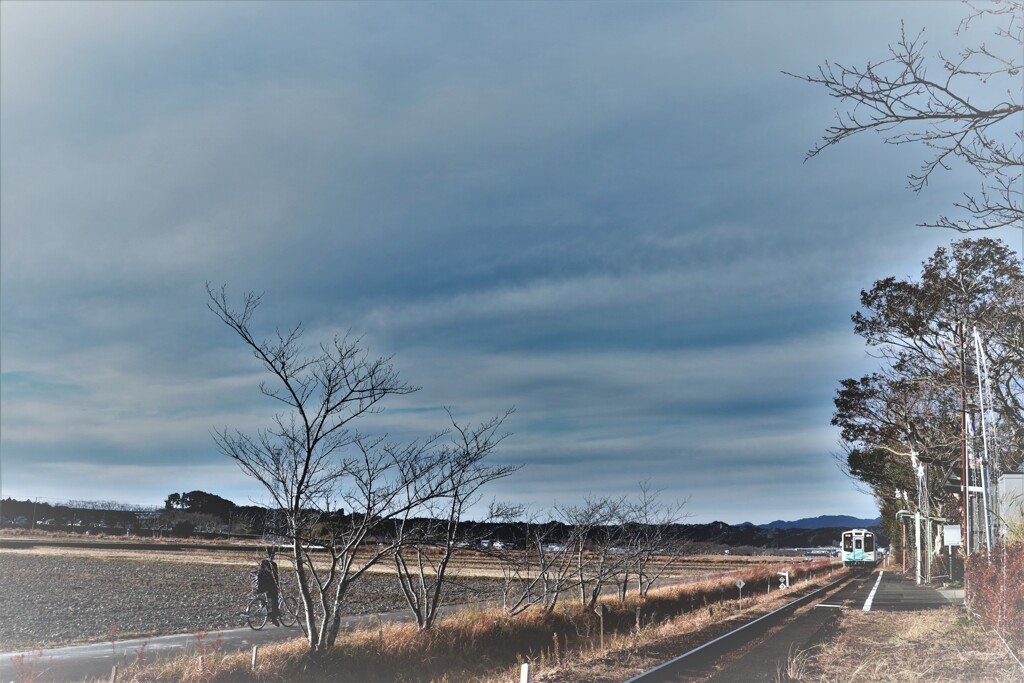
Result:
[2, 0, 1002, 523]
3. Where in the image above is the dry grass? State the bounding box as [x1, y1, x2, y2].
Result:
[485, 564, 839, 683]
[1, 545, 259, 568]
[0, 528, 254, 546]
[101, 560, 836, 682]
[776, 643, 822, 683]
[799, 608, 1022, 682]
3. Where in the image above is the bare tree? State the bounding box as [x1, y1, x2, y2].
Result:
[496, 486, 690, 614]
[494, 513, 577, 616]
[392, 409, 519, 630]
[557, 496, 629, 611]
[207, 285, 494, 652]
[619, 482, 689, 600]
[788, 1, 1022, 233]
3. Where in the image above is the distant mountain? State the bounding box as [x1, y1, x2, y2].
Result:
[679, 521, 883, 549]
[752, 515, 881, 530]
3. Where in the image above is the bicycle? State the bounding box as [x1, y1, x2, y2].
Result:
[244, 592, 298, 630]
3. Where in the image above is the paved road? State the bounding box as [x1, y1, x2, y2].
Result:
[2, 624, 298, 683]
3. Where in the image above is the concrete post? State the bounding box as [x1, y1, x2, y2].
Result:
[925, 518, 932, 583]
[902, 519, 907, 574]
[914, 510, 922, 585]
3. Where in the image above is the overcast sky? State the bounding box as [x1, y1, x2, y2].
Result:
[2, 1, 1020, 524]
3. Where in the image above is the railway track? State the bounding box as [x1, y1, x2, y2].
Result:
[623, 569, 870, 683]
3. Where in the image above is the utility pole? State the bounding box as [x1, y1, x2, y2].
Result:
[973, 327, 995, 554]
[901, 517, 907, 574]
[912, 453, 930, 583]
[959, 321, 969, 558]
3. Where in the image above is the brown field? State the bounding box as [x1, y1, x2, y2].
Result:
[0, 531, 794, 579]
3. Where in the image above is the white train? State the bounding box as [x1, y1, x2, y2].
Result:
[841, 528, 876, 567]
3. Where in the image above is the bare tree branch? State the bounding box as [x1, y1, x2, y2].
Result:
[787, 2, 1023, 232]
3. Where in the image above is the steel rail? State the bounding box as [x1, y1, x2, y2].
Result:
[622, 570, 862, 683]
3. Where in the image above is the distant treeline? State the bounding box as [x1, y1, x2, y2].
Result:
[0, 491, 272, 534]
[1, 491, 885, 549]
[0, 497, 149, 528]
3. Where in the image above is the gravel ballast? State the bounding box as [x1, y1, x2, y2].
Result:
[0, 553, 500, 651]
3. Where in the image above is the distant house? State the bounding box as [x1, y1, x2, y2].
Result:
[998, 473, 1024, 542]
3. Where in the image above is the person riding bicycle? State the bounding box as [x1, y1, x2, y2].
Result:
[255, 554, 281, 625]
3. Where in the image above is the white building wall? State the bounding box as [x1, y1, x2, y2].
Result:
[997, 473, 1024, 541]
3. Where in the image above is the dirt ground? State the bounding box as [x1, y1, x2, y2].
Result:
[0, 546, 498, 650]
[803, 609, 1022, 682]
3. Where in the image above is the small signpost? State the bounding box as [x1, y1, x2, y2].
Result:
[735, 578, 745, 599]
[777, 571, 790, 590]
[594, 604, 608, 652]
[944, 525, 962, 582]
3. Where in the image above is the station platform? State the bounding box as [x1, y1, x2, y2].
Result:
[864, 571, 963, 611]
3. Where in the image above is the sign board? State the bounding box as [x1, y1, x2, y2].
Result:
[943, 524, 962, 547]
[735, 579, 745, 589]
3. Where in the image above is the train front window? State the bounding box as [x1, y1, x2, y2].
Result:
[864, 535, 874, 552]
[855, 539, 862, 550]
[843, 536, 853, 551]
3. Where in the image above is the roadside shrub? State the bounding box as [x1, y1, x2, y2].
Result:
[966, 541, 1024, 652]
